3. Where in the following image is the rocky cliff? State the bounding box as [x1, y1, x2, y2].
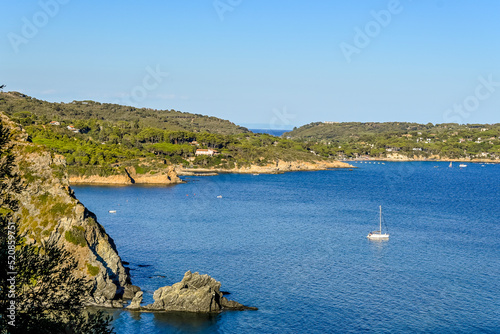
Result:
[3, 113, 139, 307]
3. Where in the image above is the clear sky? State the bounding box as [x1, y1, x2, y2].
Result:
[1, 0, 499, 129]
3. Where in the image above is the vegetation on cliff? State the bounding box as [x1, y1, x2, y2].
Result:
[0, 121, 113, 333]
[0, 108, 137, 304]
[285, 122, 500, 160]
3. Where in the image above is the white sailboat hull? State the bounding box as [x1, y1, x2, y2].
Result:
[367, 233, 389, 240]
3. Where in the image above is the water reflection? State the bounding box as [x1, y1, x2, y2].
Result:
[99, 308, 221, 333]
[152, 311, 221, 333]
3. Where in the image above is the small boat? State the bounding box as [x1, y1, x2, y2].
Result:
[367, 206, 389, 240]
[108, 210, 117, 213]
[459, 164, 467, 168]
[216, 195, 223, 198]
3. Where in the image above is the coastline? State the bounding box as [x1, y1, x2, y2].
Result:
[179, 160, 352, 175]
[346, 155, 500, 163]
[69, 166, 183, 185]
[69, 160, 353, 184]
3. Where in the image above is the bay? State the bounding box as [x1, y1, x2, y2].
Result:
[73, 161, 500, 333]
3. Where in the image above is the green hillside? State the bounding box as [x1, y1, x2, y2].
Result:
[0, 92, 325, 176]
[284, 122, 500, 160]
[0, 91, 248, 134]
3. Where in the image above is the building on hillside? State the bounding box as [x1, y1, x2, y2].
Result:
[67, 125, 80, 133]
[195, 148, 219, 156]
[49, 121, 60, 126]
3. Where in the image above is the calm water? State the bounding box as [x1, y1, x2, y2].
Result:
[73, 162, 500, 333]
[249, 129, 290, 137]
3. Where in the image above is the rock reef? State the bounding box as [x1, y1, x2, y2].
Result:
[140, 271, 257, 313]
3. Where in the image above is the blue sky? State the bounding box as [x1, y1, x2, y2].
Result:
[1, 0, 499, 128]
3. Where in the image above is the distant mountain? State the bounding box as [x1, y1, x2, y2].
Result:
[0, 91, 248, 135]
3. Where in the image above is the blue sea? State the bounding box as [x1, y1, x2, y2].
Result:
[249, 129, 290, 137]
[73, 161, 500, 333]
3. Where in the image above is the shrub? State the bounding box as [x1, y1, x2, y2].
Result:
[86, 263, 100, 276]
[64, 226, 86, 247]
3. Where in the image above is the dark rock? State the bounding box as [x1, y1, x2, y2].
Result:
[144, 271, 257, 313]
[122, 284, 141, 300]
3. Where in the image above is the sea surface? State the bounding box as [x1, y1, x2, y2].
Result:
[249, 129, 290, 137]
[73, 161, 500, 333]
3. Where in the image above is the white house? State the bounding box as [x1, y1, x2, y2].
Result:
[195, 149, 219, 156]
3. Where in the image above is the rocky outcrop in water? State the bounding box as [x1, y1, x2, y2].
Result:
[2, 113, 139, 307]
[143, 271, 257, 313]
[126, 291, 144, 310]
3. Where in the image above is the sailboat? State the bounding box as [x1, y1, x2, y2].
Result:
[449, 161, 452, 168]
[367, 206, 389, 240]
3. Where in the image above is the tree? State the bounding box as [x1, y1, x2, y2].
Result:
[0, 121, 114, 333]
[0, 85, 5, 91]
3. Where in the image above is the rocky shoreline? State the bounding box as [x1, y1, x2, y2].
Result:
[347, 156, 500, 163]
[179, 159, 352, 176]
[69, 166, 183, 185]
[7, 112, 255, 313]
[67, 160, 353, 184]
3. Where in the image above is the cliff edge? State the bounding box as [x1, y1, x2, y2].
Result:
[3, 112, 139, 307]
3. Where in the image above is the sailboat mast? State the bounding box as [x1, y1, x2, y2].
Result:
[379, 206, 382, 232]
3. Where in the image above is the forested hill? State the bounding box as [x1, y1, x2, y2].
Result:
[284, 121, 500, 160]
[283, 121, 489, 141]
[0, 91, 248, 134]
[0, 91, 335, 177]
